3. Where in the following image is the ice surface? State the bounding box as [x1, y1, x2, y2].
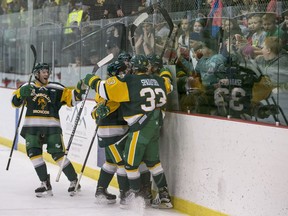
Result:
[0, 145, 187, 216]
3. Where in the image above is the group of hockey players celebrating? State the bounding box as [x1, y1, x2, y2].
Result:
[11, 52, 174, 210]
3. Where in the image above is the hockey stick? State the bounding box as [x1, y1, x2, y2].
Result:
[6, 45, 37, 171]
[114, 132, 128, 145]
[72, 124, 99, 194]
[56, 53, 114, 182]
[73, 128, 129, 194]
[130, 12, 149, 54]
[249, 59, 288, 125]
[157, 6, 174, 59]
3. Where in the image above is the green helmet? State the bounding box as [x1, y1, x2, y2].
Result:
[118, 52, 132, 62]
[33, 63, 50, 77]
[107, 60, 127, 77]
[130, 55, 148, 72]
[147, 54, 163, 68]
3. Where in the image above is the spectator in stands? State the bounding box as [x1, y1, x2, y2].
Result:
[262, 13, 287, 49]
[250, 0, 263, 12]
[262, 13, 283, 37]
[251, 14, 267, 56]
[194, 38, 227, 114]
[206, 0, 223, 38]
[138, 0, 146, 11]
[177, 17, 191, 60]
[219, 18, 243, 58]
[154, 20, 171, 55]
[254, 36, 288, 125]
[134, 22, 155, 55]
[244, 15, 255, 43]
[89, 49, 100, 67]
[280, 10, 288, 32]
[177, 33, 208, 114]
[103, 0, 142, 18]
[178, 17, 190, 47]
[122, 0, 142, 15]
[105, 39, 121, 59]
[280, 10, 288, 50]
[192, 18, 206, 34]
[162, 22, 181, 64]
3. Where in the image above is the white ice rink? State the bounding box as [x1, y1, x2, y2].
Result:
[0, 145, 188, 216]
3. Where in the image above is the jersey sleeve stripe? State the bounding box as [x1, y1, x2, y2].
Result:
[98, 80, 109, 100]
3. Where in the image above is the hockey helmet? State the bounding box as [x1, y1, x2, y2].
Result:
[118, 52, 132, 62]
[130, 54, 148, 72]
[107, 60, 127, 77]
[33, 63, 50, 78]
[147, 54, 163, 68]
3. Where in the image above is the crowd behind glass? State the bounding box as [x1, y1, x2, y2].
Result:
[0, 0, 288, 126]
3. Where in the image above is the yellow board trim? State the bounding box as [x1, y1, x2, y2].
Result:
[0, 136, 228, 216]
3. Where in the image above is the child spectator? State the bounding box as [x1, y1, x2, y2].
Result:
[252, 14, 267, 56]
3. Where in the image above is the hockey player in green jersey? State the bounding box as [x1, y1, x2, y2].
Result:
[92, 58, 154, 206]
[93, 60, 130, 205]
[11, 63, 86, 197]
[84, 54, 173, 208]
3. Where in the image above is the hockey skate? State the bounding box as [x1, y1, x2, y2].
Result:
[140, 182, 153, 206]
[119, 190, 128, 206]
[95, 186, 116, 204]
[151, 186, 173, 209]
[35, 174, 53, 198]
[119, 189, 145, 210]
[68, 180, 81, 196]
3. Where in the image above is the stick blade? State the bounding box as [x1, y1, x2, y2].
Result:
[97, 53, 114, 68]
[30, 45, 37, 60]
[133, 12, 149, 27]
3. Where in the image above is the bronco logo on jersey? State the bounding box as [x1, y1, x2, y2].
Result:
[32, 94, 51, 114]
[38, 97, 47, 110]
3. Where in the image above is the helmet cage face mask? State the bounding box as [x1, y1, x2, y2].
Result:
[107, 60, 127, 77]
[147, 54, 163, 68]
[118, 52, 132, 62]
[34, 63, 51, 79]
[131, 55, 148, 73]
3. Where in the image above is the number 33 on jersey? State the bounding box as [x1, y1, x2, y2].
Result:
[95, 73, 173, 130]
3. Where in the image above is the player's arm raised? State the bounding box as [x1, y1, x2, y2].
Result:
[84, 75, 130, 102]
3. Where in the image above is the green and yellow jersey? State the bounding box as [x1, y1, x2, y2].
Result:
[93, 93, 129, 147]
[12, 81, 78, 137]
[94, 73, 172, 131]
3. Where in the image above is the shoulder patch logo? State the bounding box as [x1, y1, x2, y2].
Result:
[106, 77, 116, 85]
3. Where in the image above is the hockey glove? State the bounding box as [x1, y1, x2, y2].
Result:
[91, 106, 97, 120]
[253, 103, 279, 119]
[84, 74, 100, 89]
[19, 85, 33, 98]
[251, 75, 273, 103]
[91, 103, 110, 119]
[75, 79, 87, 100]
